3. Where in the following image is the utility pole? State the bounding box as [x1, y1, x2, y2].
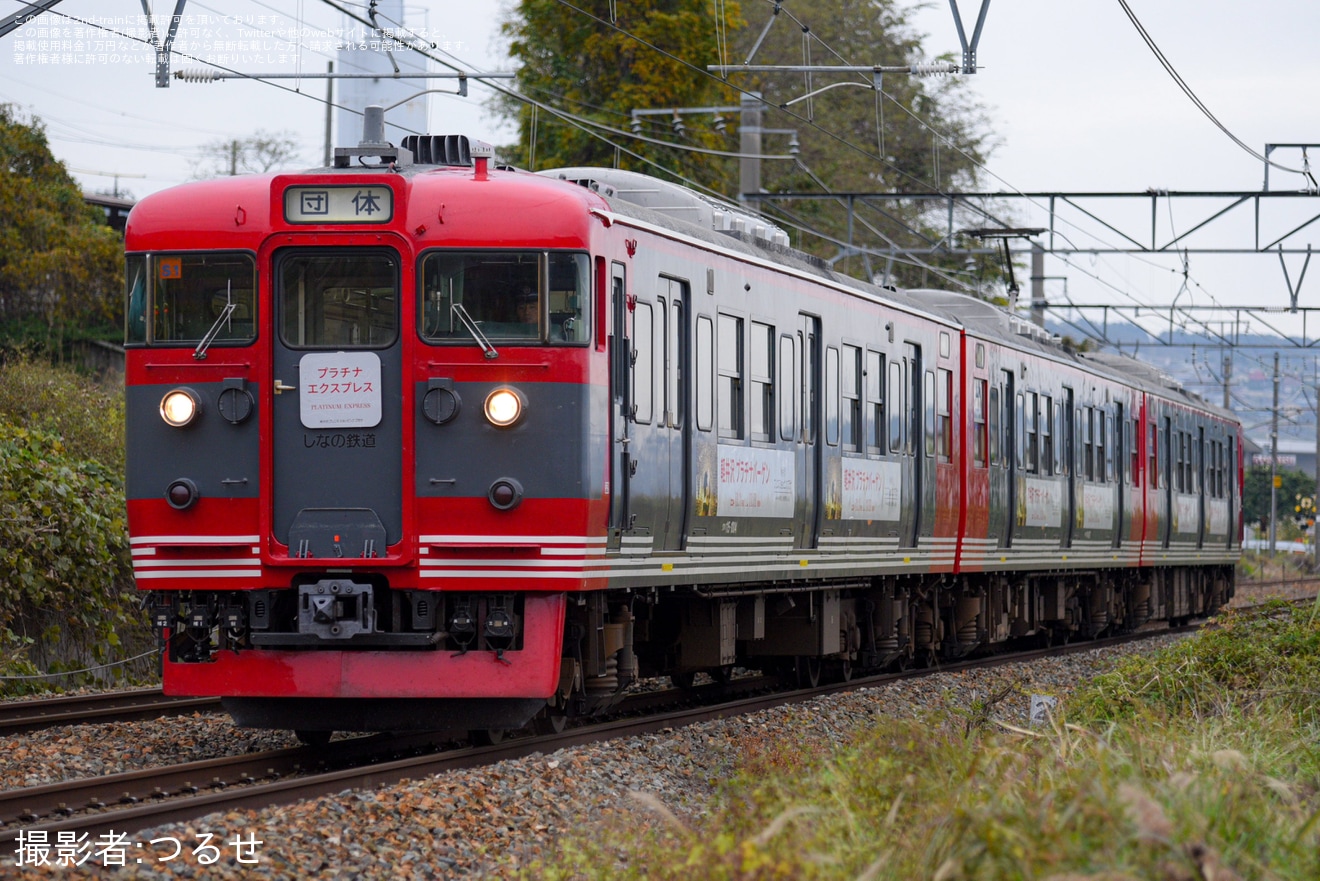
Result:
[739, 91, 761, 211]
[323, 61, 334, 167]
[1030, 243, 1046, 327]
[1222, 351, 1231, 411]
[1270, 351, 1280, 552]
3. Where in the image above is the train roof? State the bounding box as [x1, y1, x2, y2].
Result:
[535, 165, 1233, 421]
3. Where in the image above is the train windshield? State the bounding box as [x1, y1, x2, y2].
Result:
[419, 251, 590, 345]
[124, 252, 256, 346]
[278, 251, 398, 349]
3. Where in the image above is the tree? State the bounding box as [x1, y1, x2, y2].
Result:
[0, 104, 123, 351]
[724, 1, 995, 286]
[496, 0, 745, 186]
[494, 1, 999, 289]
[192, 130, 302, 178]
[1243, 465, 1315, 533]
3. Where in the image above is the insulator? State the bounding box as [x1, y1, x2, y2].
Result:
[173, 69, 222, 83]
[909, 61, 958, 77]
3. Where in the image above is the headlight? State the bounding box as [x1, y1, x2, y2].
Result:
[160, 388, 200, 427]
[484, 387, 525, 428]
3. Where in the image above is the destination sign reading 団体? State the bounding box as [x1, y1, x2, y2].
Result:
[284, 186, 394, 224]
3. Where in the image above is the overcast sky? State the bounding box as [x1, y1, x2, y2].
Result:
[2, 0, 1317, 333]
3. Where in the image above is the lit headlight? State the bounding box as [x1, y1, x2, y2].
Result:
[160, 388, 200, 427]
[483, 387, 525, 428]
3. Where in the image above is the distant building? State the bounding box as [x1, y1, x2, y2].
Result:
[83, 192, 134, 234]
[1247, 436, 1317, 480]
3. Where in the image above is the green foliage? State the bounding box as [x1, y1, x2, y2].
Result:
[1076, 601, 1320, 726]
[0, 104, 124, 356]
[497, 0, 745, 189]
[0, 423, 141, 695]
[735, 2, 992, 287]
[494, 1, 997, 290]
[526, 606, 1320, 879]
[1243, 464, 1314, 531]
[0, 358, 125, 476]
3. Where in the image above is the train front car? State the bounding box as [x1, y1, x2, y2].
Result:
[125, 137, 604, 738]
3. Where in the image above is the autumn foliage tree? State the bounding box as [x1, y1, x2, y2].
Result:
[496, 0, 745, 187]
[495, 1, 997, 289]
[0, 104, 123, 353]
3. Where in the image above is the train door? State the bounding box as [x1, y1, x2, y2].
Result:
[657, 279, 689, 550]
[1062, 387, 1075, 548]
[905, 343, 924, 548]
[1114, 402, 1126, 548]
[1196, 425, 1206, 549]
[270, 247, 404, 558]
[1000, 368, 1016, 549]
[1160, 415, 1173, 549]
[1228, 435, 1237, 549]
[608, 262, 631, 551]
[793, 313, 821, 549]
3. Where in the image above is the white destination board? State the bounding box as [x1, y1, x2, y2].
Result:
[299, 351, 382, 429]
[716, 445, 795, 518]
[1175, 494, 1201, 534]
[284, 186, 394, 223]
[841, 459, 902, 521]
[1082, 484, 1115, 531]
[1207, 498, 1229, 536]
[1023, 477, 1062, 528]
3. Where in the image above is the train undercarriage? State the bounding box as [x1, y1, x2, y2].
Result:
[149, 564, 1232, 740]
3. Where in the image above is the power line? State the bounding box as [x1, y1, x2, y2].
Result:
[1115, 0, 1304, 175]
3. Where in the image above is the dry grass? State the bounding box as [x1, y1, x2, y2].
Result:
[526, 602, 1320, 880]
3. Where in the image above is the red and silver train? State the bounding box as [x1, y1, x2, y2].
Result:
[124, 126, 1240, 740]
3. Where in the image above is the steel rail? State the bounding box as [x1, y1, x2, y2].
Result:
[0, 690, 221, 736]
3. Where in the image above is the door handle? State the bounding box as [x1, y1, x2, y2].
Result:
[274, 380, 296, 395]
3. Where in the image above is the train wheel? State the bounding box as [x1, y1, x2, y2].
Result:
[669, 671, 698, 690]
[469, 729, 506, 746]
[795, 656, 822, 688]
[835, 658, 854, 683]
[294, 730, 332, 748]
[713, 665, 735, 685]
[533, 709, 569, 735]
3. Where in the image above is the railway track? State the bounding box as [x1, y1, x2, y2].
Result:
[5, 585, 1311, 740]
[0, 622, 1196, 844]
[0, 689, 220, 736]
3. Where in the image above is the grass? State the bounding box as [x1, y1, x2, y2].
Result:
[0, 356, 124, 476]
[523, 600, 1320, 880]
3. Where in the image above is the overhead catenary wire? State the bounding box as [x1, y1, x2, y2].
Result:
[1115, 0, 1305, 176]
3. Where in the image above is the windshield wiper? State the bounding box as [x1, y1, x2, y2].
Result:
[194, 284, 237, 360]
[451, 302, 499, 359]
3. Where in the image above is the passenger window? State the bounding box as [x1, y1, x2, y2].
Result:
[936, 368, 952, 460]
[866, 350, 884, 454]
[925, 371, 937, 458]
[632, 301, 654, 424]
[779, 335, 796, 442]
[825, 346, 840, 446]
[972, 379, 988, 467]
[750, 321, 774, 442]
[717, 314, 743, 439]
[696, 316, 714, 432]
[841, 344, 861, 451]
[888, 360, 904, 454]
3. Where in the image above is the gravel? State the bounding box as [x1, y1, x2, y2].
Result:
[0, 631, 1200, 878]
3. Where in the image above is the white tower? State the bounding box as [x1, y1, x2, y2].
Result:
[335, 0, 430, 147]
